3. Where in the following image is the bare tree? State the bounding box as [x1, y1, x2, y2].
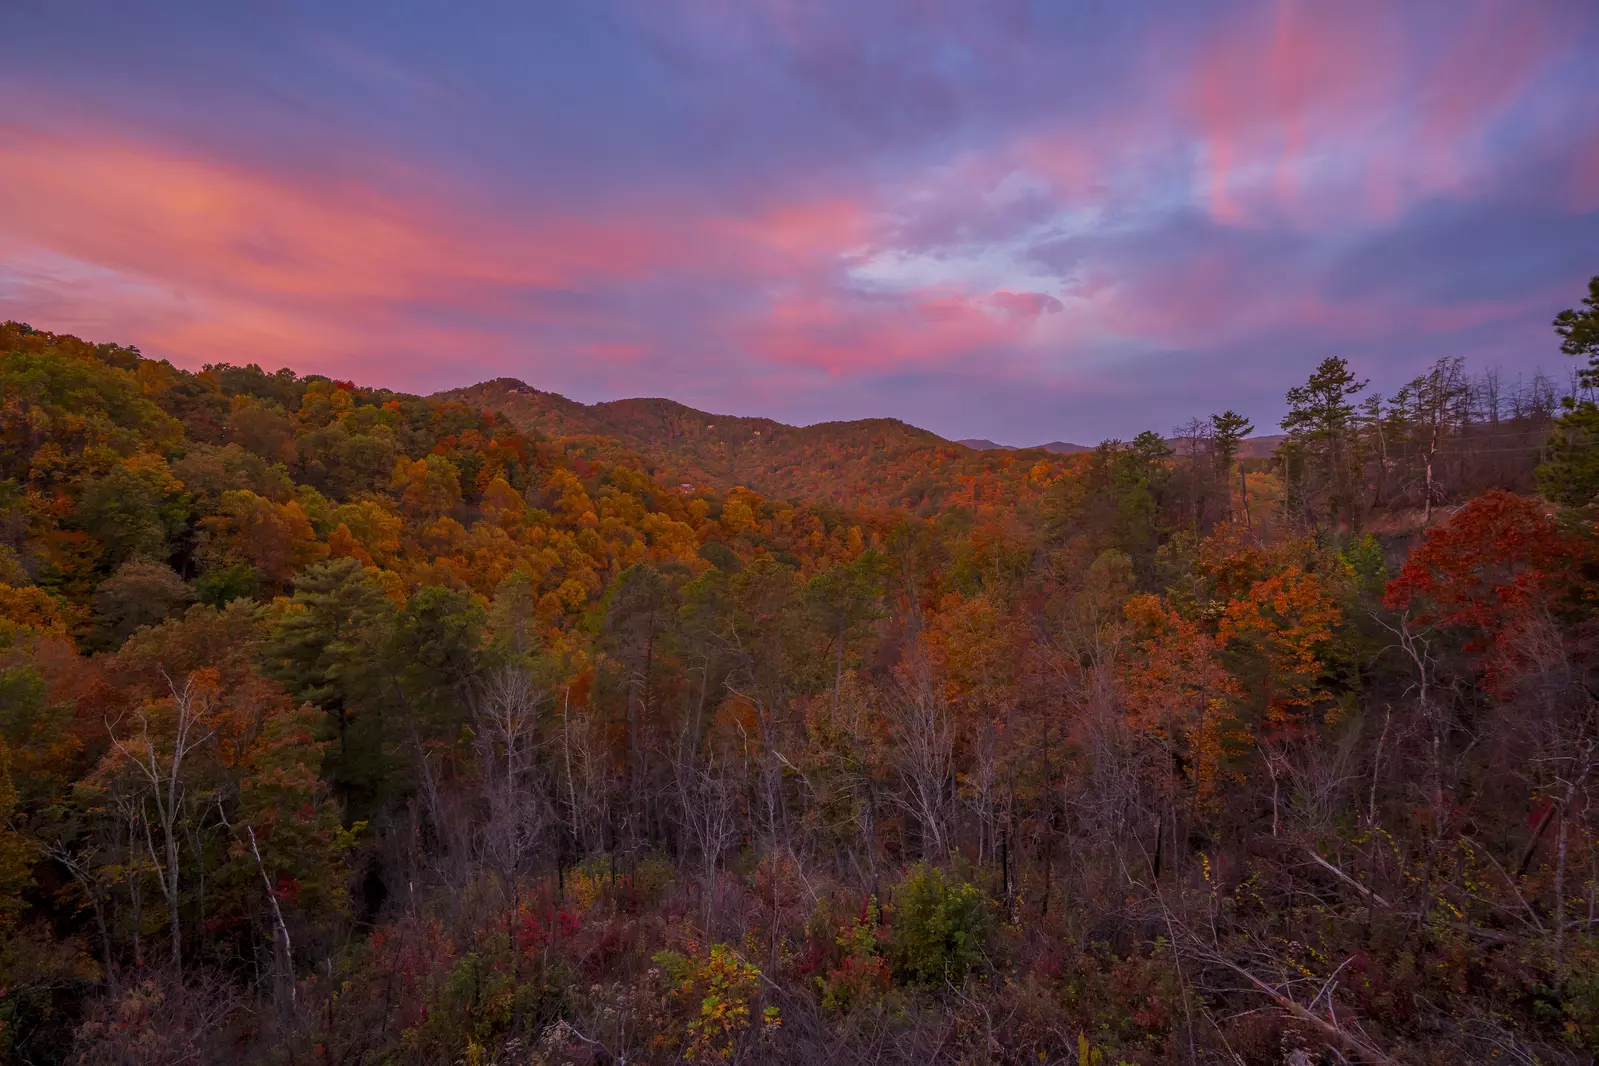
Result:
[677, 752, 743, 934]
[885, 640, 954, 859]
[1493, 613, 1599, 965]
[105, 670, 218, 975]
[472, 665, 551, 890]
[560, 686, 612, 857]
[1393, 357, 1468, 524]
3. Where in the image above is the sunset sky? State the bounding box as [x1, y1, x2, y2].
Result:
[2, 1, 1597, 444]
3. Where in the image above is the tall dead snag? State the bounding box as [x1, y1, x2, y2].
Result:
[104, 669, 220, 976]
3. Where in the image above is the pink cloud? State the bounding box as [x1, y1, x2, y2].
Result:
[1571, 137, 1599, 213]
[580, 341, 648, 364]
[973, 0, 1579, 238]
[1082, 252, 1286, 347]
[1, 112, 1107, 391]
[0, 121, 910, 383]
[0, 126, 685, 297]
[1175, 0, 1577, 230]
[748, 199, 870, 252]
[1189, 0, 1407, 226]
[1414, 0, 1557, 170]
[1296, 289, 1568, 341]
[987, 290, 1063, 319]
[734, 286, 1045, 377]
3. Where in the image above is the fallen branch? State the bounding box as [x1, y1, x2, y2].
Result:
[1202, 950, 1398, 1066]
[1304, 848, 1392, 909]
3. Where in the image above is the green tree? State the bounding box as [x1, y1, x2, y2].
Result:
[228, 700, 358, 986]
[389, 584, 484, 741]
[676, 566, 734, 758]
[1281, 356, 1367, 528]
[601, 564, 676, 801]
[1209, 409, 1253, 527]
[887, 864, 992, 985]
[485, 568, 540, 665]
[1114, 431, 1174, 571]
[264, 558, 396, 801]
[1043, 432, 1174, 576]
[804, 549, 888, 713]
[1538, 276, 1599, 507]
[72, 461, 191, 569]
[1555, 275, 1599, 375]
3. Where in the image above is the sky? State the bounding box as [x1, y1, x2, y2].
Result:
[2, 1, 1597, 445]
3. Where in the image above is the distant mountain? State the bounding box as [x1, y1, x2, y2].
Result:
[437, 379, 1072, 510]
[957, 439, 1092, 455]
[1236, 433, 1287, 459]
[958, 436, 1290, 458]
[439, 380, 1287, 506]
[953, 437, 1093, 453]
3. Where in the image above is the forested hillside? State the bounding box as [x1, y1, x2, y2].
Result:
[1, 276, 1598, 1065]
[441, 380, 1080, 512]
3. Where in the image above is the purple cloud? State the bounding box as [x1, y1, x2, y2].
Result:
[0, 0, 1595, 443]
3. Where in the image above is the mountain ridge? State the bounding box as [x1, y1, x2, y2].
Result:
[438, 378, 1290, 508]
[436, 378, 1071, 510]
[956, 438, 1093, 454]
[958, 434, 1286, 458]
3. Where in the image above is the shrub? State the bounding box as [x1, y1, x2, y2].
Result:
[653, 943, 777, 1061]
[887, 864, 992, 985]
[1558, 947, 1599, 1055]
[818, 895, 892, 1014]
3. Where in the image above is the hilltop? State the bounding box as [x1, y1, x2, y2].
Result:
[438, 378, 1078, 512]
[440, 379, 1302, 509]
[956, 438, 1092, 454]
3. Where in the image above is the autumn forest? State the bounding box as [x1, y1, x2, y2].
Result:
[3, 275, 1599, 1065]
